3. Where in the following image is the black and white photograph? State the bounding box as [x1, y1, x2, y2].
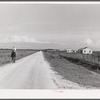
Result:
[0, 2, 100, 95]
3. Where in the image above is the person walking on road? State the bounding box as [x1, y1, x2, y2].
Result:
[11, 46, 17, 63]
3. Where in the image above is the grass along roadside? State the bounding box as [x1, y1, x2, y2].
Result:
[43, 51, 100, 88]
[0, 49, 38, 66]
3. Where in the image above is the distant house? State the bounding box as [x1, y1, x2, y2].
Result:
[78, 47, 93, 54]
[59, 49, 65, 51]
[66, 49, 73, 53]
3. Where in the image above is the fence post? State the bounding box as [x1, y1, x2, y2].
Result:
[82, 54, 85, 62]
[92, 55, 94, 64]
[92, 54, 94, 63]
[86, 55, 88, 61]
[91, 54, 92, 63]
[98, 57, 99, 64]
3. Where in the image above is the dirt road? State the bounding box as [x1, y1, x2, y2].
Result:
[0, 51, 91, 89]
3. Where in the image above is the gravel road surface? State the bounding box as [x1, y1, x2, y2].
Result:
[0, 51, 88, 89]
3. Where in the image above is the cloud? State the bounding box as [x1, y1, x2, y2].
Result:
[83, 38, 100, 50]
[84, 38, 94, 46]
[84, 38, 100, 47]
[2, 35, 49, 44]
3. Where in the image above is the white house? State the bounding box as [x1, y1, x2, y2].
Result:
[66, 49, 73, 53]
[78, 47, 93, 54]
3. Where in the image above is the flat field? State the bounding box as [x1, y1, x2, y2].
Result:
[43, 51, 100, 88]
[0, 49, 38, 66]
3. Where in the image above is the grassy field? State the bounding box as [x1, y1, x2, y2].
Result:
[0, 49, 38, 66]
[44, 51, 100, 70]
[43, 51, 100, 88]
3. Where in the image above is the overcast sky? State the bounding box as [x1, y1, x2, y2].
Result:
[0, 4, 100, 50]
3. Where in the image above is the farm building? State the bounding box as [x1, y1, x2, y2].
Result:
[66, 49, 77, 53]
[59, 49, 65, 51]
[66, 49, 73, 53]
[78, 47, 93, 54]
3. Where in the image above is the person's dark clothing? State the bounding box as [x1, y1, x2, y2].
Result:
[11, 51, 16, 58]
[11, 51, 16, 63]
